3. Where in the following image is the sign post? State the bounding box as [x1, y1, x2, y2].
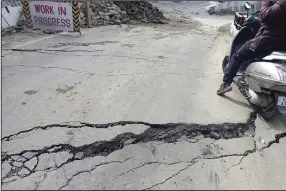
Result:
[21, 0, 81, 34]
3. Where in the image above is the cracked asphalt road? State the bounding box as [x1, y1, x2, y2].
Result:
[2, 2, 286, 190]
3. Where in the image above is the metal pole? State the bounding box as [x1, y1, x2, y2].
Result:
[1, 14, 11, 28]
[1, 14, 15, 33]
[85, 1, 91, 27]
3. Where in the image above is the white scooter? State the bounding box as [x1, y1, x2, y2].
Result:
[222, 2, 286, 121]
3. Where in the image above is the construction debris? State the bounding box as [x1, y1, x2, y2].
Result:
[80, 1, 168, 27]
[114, 1, 167, 24]
[80, 1, 128, 27]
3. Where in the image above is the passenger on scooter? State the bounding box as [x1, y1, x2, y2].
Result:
[217, 0, 286, 95]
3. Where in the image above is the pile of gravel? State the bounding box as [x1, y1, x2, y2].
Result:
[80, 1, 168, 27]
[113, 1, 167, 24]
[80, 1, 128, 27]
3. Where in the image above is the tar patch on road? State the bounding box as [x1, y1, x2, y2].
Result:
[56, 86, 75, 94]
[49, 41, 119, 48]
[2, 118, 255, 179]
[24, 90, 38, 95]
[2, 113, 285, 186]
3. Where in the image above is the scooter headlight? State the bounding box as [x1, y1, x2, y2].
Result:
[276, 65, 286, 82]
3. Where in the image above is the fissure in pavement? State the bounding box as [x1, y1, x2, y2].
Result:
[1, 112, 255, 180]
[2, 112, 285, 186]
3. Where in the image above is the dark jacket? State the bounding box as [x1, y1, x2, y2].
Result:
[250, 1, 286, 52]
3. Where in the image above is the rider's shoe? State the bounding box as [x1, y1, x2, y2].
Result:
[217, 82, 232, 95]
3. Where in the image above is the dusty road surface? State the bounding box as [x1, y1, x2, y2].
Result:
[2, 2, 286, 190]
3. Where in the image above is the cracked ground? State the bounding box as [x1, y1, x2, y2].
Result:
[2, 2, 286, 190]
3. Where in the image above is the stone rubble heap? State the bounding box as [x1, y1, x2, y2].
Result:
[114, 1, 167, 24]
[80, 1, 168, 27]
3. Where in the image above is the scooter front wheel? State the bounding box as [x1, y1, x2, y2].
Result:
[222, 55, 229, 74]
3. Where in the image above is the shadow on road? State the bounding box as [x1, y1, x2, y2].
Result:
[221, 95, 252, 110]
[257, 114, 286, 131]
[222, 95, 286, 131]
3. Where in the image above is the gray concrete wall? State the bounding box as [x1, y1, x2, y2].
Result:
[206, 1, 260, 15]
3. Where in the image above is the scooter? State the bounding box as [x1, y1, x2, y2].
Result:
[222, 2, 286, 121]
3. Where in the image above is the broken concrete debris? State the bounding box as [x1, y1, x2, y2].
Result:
[74, 152, 84, 160]
[2, 121, 254, 180]
[17, 168, 30, 176]
[210, 131, 221, 139]
[80, 1, 168, 27]
[24, 157, 38, 170]
[2, 116, 286, 185]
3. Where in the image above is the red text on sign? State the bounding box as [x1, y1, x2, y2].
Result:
[34, 5, 54, 14]
[34, 5, 67, 15]
[34, 16, 71, 27]
[58, 7, 67, 15]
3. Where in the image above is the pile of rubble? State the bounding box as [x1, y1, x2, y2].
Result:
[114, 1, 167, 24]
[80, 1, 168, 27]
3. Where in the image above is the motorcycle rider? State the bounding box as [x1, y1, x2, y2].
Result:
[217, 0, 286, 95]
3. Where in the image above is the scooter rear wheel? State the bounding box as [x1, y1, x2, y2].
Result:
[249, 94, 280, 121]
[259, 98, 280, 121]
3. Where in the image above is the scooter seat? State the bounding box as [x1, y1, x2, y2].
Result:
[273, 51, 286, 55]
[262, 51, 286, 62]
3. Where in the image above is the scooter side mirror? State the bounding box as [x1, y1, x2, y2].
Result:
[244, 2, 251, 11]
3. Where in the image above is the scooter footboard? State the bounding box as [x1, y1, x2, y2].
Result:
[275, 92, 286, 114]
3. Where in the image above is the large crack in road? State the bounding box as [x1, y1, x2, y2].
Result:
[2, 112, 286, 189]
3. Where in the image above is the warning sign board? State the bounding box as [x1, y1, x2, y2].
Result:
[21, 0, 80, 33]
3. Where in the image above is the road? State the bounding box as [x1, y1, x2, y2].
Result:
[2, 2, 286, 190]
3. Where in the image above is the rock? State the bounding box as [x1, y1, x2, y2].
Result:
[123, 18, 129, 22]
[37, 153, 56, 171]
[222, 125, 230, 130]
[124, 138, 135, 146]
[74, 152, 84, 159]
[12, 161, 23, 167]
[103, 21, 109, 25]
[237, 131, 244, 137]
[22, 152, 37, 159]
[159, 134, 168, 139]
[80, 12, 85, 18]
[99, 12, 105, 17]
[16, 156, 27, 162]
[193, 134, 204, 140]
[18, 168, 30, 176]
[43, 29, 55, 34]
[222, 133, 232, 139]
[114, 20, 121, 25]
[80, 1, 167, 27]
[104, 16, 109, 21]
[210, 131, 221, 139]
[24, 157, 38, 170]
[109, 10, 118, 15]
[178, 135, 188, 142]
